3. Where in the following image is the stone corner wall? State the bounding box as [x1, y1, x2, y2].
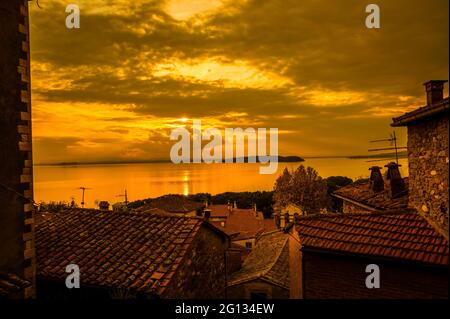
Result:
[0, 0, 35, 298]
[162, 226, 228, 298]
[407, 114, 449, 236]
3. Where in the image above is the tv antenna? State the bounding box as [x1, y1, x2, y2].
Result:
[116, 189, 129, 207]
[77, 186, 92, 208]
[368, 131, 407, 164]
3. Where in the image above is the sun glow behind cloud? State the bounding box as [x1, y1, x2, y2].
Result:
[29, 0, 449, 162]
[152, 58, 292, 89]
[164, 0, 227, 20]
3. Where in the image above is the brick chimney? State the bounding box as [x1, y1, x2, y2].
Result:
[384, 162, 406, 199]
[423, 80, 448, 106]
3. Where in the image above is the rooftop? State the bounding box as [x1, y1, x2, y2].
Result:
[210, 206, 275, 240]
[228, 231, 290, 289]
[295, 211, 449, 266]
[36, 208, 223, 296]
[333, 178, 409, 211]
[207, 204, 230, 218]
[392, 97, 449, 127]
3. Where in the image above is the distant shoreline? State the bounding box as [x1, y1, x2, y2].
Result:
[35, 155, 305, 167]
[35, 152, 408, 167]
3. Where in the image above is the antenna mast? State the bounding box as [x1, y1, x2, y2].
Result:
[116, 189, 129, 207]
[368, 130, 406, 164]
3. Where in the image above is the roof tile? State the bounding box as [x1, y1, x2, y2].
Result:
[36, 208, 204, 295]
[296, 211, 449, 266]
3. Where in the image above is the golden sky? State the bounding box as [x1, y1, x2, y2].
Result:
[29, 0, 449, 163]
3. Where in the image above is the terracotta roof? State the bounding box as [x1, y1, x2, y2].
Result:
[333, 178, 408, 211]
[136, 195, 204, 214]
[0, 273, 31, 298]
[207, 205, 230, 217]
[295, 211, 449, 266]
[36, 208, 211, 296]
[211, 207, 273, 241]
[228, 231, 289, 288]
[392, 97, 449, 127]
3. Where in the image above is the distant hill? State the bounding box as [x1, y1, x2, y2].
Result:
[37, 155, 304, 166]
[227, 155, 304, 163]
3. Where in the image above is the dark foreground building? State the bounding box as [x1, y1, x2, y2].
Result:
[227, 231, 290, 299]
[0, 0, 34, 298]
[290, 211, 448, 299]
[36, 209, 231, 299]
[290, 81, 450, 299]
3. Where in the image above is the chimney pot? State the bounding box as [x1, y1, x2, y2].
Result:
[369, 166, 384, 192]
[384, 162, 406, 199]
[423, 80, 447, 106]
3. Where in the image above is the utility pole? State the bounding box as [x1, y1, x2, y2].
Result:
[117, 189, 129, 207]
[78, 187, 91, 208]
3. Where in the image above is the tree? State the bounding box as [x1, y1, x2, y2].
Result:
[37, 201, 76, 213]
[290, 166, 328, 214]
[326, 176, 353, 194]
[273, 168, 293, 212]
[273, 165, 329, 215]
[326, 176, 353, 212]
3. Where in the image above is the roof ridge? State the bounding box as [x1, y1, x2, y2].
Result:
[295, 209, 415, 221]
[298, 223, 448, 248]
[54, 207, 203, 221]
[296, 214, 440, 237]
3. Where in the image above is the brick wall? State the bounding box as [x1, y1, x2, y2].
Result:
[163, 225, 229, 298]
[302, 250, 448, 299]
[407, 115, 449, 236]
[0, 0, 35, 298]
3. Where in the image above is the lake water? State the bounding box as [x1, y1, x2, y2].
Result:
[33, 158, 408, 208]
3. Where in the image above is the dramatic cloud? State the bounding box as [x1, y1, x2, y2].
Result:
[29, 0, 448, 163]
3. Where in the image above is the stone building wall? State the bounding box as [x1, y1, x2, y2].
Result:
[0, 0, 35, 298]
[302, 251, 448, 299]
[407, 115, 449, 236]
[163, 225, 229, 298]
